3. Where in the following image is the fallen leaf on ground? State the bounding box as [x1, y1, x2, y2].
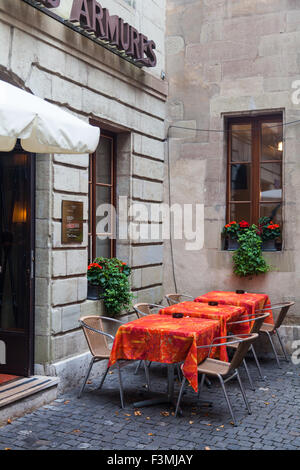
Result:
[72, 430, 81, 434]
[7, 419, 12, 424]
[189, 421, 194, 425]
[134, 411, 142, 416]
[4, 448, 11, 450]
[148, 433, 154, 436]
[64, 401, 70, 405]
[124, 413, 131, 417]
[146, 417, 151, 420]
[160, 411, 170, 417]
[205, 447, 211, 451]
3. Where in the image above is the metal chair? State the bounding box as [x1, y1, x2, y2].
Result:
[78, 315, 150, 408]
[165, 293, 194, 306]
[226, 312, 270, 388]
[133, 303, 163, 318]
[256, 302, 295, 368]
[175, 333, 259, 426]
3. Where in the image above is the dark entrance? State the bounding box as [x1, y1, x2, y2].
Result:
[0, 144, 35, 377]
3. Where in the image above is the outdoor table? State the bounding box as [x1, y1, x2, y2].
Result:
[194, 291, 274, 329]
[159, 301, 246, 358]
[108, 314, 222, 408]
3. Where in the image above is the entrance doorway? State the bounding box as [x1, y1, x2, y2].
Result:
[0, 144, 35, 377]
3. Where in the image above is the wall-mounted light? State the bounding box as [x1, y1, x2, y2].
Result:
[12, 202, 27, 223]
[278, 141, 283, 152]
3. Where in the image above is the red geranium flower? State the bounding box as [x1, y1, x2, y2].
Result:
[239, 220, 250, 228]
[88, 263, 103, 270]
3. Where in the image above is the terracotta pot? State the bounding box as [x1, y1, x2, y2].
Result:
[87, 283, 105, 301]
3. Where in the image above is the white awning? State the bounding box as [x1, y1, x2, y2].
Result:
[0, 80, 100, 154]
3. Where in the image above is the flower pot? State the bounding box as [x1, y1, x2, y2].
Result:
[227, 238, 239, 251]
[87, 283, 105, 301]
[262, 240, 277, 252]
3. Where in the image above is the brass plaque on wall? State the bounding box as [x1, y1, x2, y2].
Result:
[62, 201, 83, 244]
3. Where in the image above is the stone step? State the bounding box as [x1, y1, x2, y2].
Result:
[0, 376, 59, 426]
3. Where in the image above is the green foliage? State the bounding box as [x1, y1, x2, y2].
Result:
[222, 221, 240, 240]
[258, 217, 281, 241]
[233, 227, 270, 277]
[88, 258, 134, 318]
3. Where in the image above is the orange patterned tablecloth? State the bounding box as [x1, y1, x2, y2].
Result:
[194, 292, 274, 329]
[108, 314, 222, 393]
[159, 301, 246, 360]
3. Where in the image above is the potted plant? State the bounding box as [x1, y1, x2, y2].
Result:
[233, 227, 270, 277]
[87, 257, 134, 318]
[257, 217, 281, 251]
[87, 262, 105, 300]
[222, 220, 250, 251]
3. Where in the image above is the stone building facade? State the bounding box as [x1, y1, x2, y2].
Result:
[165, 0, 300, 350]
[0, 0, 167, 390]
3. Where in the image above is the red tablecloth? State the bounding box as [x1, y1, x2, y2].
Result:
[195, 291, 274, 327]
[159, 302, 245, 360]
[108, 314, 222, 393]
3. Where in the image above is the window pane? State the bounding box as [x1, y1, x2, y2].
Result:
[231, 124, 252, 163]
[96, 186, 112, 235]
[260, 163, 282, 202]
[231, 164, 251, 201]
[229, 203, 251, 223]
[96, 137, 112, 185]
[261, 122, 283, 161]
[260, 203, 282, 226]
[96, 236, 112, 259]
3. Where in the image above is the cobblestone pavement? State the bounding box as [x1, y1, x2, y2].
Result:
[0, 358, 299, 451]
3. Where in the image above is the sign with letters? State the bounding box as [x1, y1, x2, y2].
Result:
[26, 0, 157, 67]
[62, 200, 84, 244]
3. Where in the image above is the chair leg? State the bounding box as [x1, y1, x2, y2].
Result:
[143, 361, 151, 390]
[266, 331, 281, 368]
[117, 362, 125, 409]
[134, 360, 142, 375]
[205, 377, 212, 388]
[98, 366, 109, 391]
[276, 330, 289, 362]
[176, 364, 182, 381]
[198, 374, 206, 400]
[218, 374, 237, 426]
[251, 345, 265, 381]
[78, 357, 95, 398]
[175, 377, 187, 417]
[243, 359, 255, 391]
[236, 369, 252, 415]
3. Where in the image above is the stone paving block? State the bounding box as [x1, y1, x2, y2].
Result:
[0, 360, 299, 450]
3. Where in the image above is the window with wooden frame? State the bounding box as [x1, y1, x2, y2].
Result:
[88, 129, 116, 263]
[226, 114, 283, 249]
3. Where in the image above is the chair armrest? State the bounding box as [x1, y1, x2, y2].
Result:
[99, 316, 125, 325]
[79, 320, 115, 341]
[228, 312, 270, 326]
[197, 334, 255, 358]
